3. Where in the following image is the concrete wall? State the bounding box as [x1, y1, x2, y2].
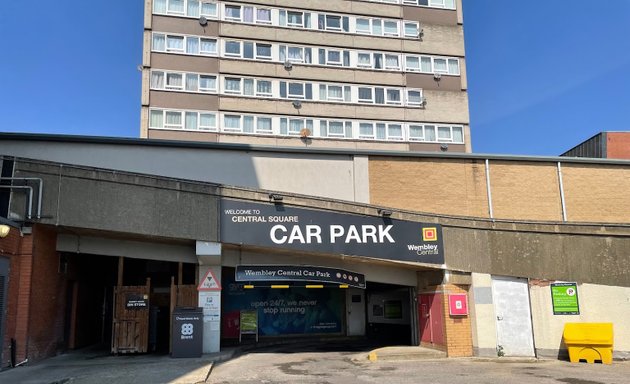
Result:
[1, 141, 368, 203]
[529, 280, 630, 359]
[469, 273, 497, 357]
[10, 160, 220, 242]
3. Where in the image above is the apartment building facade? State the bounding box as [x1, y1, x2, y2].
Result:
[140, 0, 471, 152]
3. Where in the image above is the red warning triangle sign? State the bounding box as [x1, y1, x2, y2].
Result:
[197, 269, 222, 291]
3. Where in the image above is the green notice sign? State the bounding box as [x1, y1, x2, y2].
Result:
[551, 283, 580, 315]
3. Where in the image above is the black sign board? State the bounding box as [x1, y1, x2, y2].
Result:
[236, 265, 366, 289]
[125, 294, 148, 310]
[221, 199, 444, 264]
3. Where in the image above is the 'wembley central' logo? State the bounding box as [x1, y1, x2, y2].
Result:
[407, 227, 439, 257]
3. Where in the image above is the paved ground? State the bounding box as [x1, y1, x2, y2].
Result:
[209, 350, 630, 384]
[2, 342, 630, 384]
[0, 348, 232, 384]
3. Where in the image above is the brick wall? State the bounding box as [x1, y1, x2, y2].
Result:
[441, 284, 473, 357]
[27, 225, 66, 362]
[1, 225, 21, 367]
[562, 163, 630, 223]
[0, 225, 31, 367]
[606, 132, 630, 160]
[370, 158, 488, 218]
[369, 157, 630, 224]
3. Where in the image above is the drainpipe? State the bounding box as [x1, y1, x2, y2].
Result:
[485, 159, 494, 220]
[557, 162, 567, 222]
[0, 177, 43, 219]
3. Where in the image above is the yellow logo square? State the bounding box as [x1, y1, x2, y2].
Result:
[422, 227, 437, 241]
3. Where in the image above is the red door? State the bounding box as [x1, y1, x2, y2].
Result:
[418, 293, 444, 346]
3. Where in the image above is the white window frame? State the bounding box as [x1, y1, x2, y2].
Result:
[320, 14, 343, 31]
[385, 88, 402, 105]
[286, 10, 305, 27]
[224, 77, 242, 94]
[223, 114, 243, 132]
[406, 89, 424, 107]
[404, 22, 420, 38]
[287, 82, 306, 99]
[255, 43, 273, 60]
[224, 40, 241, 57]
[224, 4, 242, 21]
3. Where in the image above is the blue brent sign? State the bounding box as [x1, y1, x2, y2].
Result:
[220, 199, 444, 265]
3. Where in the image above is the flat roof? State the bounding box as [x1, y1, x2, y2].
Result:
[3, 132, 630, 165]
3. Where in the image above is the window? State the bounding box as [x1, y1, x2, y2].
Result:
[150, 110, 164, 128]
[434, 58, 448, 73]
[385, 54, 400, 70]
[285, 11, 305, 27]
[149, 109, 216, 131]
[165, 111, 183, 129]
[448, 59, 460, 75]
[424, 125, 436, 141]
[406, 89, 423, 106]
[386, 89, 402, 105]
[280, 45, 312, 63]
[405, 56, 420, 71]
[404, 22, 419, 38]
[166, 36, 184, 52]
[224, 77, 241, 93]
[317, 14, 348, 32]
[357, 53, 372, 68]
[224, 115, 241, 131]
[256, 8, 272, 24]
[167, 0, 184, 15]
[421, 56, 432, 72]
[255, 80, 272, 96]
[452, 126, 464, 143]
[409, 124, 424, 141]
[358, 87, 373, 103]
[319, 84, 351, 102]
[438, 126, 453, 141]
[280, 81, 312, 99]
[199, 75, 217, 92]
[288, 82, 305, 98]
[383, 21, 399, 36]
[405, 55, 460, 75]
[356, 19, 371, 34]
[255, 43, 272, 60]
[200, 2, 218, 17]
[225, 41, 241, 56]
[200, 38, 217, 55]
[165, 73, 183, 90]
[199, 113, 217, 130]
[225, 5, 241, 21]
[278, 117, 313, 136]
[318, 48, 349, 66]
[150, 71, 165, 89]
[320, 120, 352, 138]
[257, 117, 273, 133]
[153, 0, 218, 17]
[359, 123, 375, 139]
[152, 33, 216, 56]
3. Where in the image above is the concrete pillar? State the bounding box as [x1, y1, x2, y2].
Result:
[469, 273, 498, 357]
[197, 241, 222, 354]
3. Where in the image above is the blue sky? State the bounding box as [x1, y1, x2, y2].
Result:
[1, 1, 629, 156]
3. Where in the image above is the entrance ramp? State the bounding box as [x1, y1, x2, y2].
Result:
[366, 346, 447, 362]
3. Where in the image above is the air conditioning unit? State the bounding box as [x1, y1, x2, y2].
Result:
[199, 16, 208, 26]
[433, 73, 442, 81]
[284, 60, 293, 70]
